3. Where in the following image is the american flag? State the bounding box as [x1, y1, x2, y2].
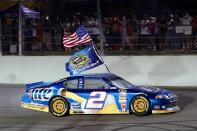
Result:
[63, 26, 92, 48]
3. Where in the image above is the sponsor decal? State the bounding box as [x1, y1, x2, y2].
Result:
[71, 102, 82, 110]
[73, 110, 84, 113]
[154, 105, 161, 110]
[70, 55, 91, 70]
[118, 89, 127, 112]
[140, 86, 160, 92]
[27, 89, 33, 99]
[71, 102, 84, 113]
[78, 78, 84, 89]
[21, 103, 48, 112]
[28, 88, 53, 101]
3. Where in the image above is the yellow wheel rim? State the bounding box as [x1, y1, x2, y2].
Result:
[52, 100, 66, 114]
[133, 97, 148, 113]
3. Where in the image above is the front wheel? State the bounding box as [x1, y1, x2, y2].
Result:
[130, 95, 151, 116]
[49, 96, 69, 117]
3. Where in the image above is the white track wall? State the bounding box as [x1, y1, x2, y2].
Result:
[0, 55, 197, 86]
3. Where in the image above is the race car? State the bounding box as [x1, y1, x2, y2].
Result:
[20, 73, 180, 117]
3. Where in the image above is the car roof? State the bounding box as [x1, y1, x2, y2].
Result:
[67, 73, 118, 79]
[53, 73, 120, 84]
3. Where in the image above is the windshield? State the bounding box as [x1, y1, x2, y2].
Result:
[111, 77, 134, 89]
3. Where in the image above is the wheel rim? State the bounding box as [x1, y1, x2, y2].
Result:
[52, 100, 67, 114]
[133, 97, 148, 113]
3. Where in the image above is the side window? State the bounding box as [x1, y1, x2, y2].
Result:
[64, 79, 78, 89]
[84, 78, 109, 89]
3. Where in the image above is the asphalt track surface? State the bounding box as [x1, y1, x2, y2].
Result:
[0, 84, 197, 131]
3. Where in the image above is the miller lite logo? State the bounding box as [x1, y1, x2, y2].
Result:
[28, 88, 53, 101]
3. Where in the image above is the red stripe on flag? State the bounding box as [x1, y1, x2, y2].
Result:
[63, 31, 92, 48]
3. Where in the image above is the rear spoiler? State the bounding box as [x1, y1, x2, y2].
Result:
[26, 81, 45, 91]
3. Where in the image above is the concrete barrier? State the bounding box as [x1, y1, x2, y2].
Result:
[0, 55, 197, 86]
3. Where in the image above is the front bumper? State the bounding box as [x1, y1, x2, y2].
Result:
[152, 105, 180, 114]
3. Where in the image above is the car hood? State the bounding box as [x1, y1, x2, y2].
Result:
[129, 85, 173, 95]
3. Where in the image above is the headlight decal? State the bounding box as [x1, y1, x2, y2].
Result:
[155, 95, 169, 99]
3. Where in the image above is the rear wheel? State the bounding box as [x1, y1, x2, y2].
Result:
[130, 95, 151, 116]
[49, 96, 69, 117]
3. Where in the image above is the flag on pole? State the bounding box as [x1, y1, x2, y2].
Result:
[63, 26, 92, 48]
[66, 45, 103, 75]
[21, 4, 40, 19]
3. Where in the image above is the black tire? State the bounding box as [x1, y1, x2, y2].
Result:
[49, 96, 69, 117]
[130, 95, 151, 116]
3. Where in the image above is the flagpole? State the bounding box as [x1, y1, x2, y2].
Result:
[96, 0, 104, 55]
[104, 62, 111, 73]
[91, 42, 110, 73]
[18, 0, 22, 55]
[0, 18, 2, 56]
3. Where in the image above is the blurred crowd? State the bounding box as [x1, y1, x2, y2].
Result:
[103, 13, 197, 51]
[21, 15, 101, 52]
[2, 13, 197, 53]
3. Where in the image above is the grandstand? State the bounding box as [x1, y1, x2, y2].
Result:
[1, 0, 197, 55]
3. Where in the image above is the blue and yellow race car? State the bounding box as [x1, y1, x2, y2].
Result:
[21, 73, 180, 117]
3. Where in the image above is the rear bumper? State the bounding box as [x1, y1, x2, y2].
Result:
[152, 106, 180, 114]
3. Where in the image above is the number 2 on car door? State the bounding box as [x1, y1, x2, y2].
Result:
[85, 91, 107, 109]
